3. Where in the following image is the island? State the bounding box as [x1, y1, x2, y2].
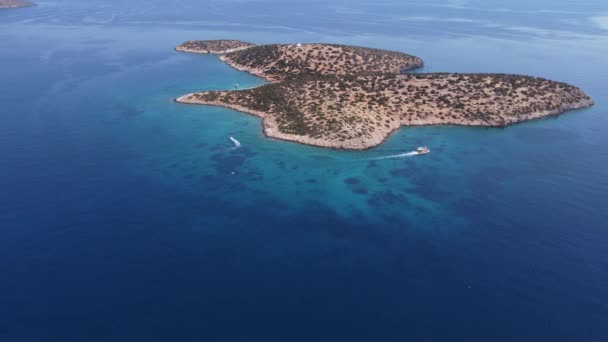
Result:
[0, 0, 35, 8]
[175, 40, 256, 54]
[175, 40, 594, 150]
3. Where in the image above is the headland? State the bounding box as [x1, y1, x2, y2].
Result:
[175, 40, 256, 54]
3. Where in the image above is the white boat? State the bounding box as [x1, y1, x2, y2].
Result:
[416, 146, 430, 155]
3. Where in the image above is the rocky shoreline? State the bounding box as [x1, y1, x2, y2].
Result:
[175, 40, 594, 150]
[175, 96, 388, 150]
[218, 55, 282, 83]
[175, 88, 593, 150]
[175, 40, 255, 54]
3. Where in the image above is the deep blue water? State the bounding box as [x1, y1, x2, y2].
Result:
[1, 1, 607, 341]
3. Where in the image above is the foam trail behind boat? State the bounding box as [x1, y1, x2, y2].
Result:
[221, 136, 242, 152]
[369, 151, 418, 160]
[229, 136, 241, 148]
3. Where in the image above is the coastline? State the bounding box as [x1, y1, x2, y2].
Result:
[174, 40, 594, 150]
[219, 55, 281, 83]
[175, 45, 254, 55]
[175, 94, 594, 150]
[175, 95, 382, 149]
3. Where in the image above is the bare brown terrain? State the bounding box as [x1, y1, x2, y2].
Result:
[175, 40, 255, 54]
[175, 40, 593, 150]
[0, 0, 35, 8]
[220, 43, 424, 82]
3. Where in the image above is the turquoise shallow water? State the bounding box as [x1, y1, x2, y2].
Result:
[1, 1, 608, 341]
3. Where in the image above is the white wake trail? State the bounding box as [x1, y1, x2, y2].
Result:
[229, 136, 241, 148]
[369, 151, 418, 160]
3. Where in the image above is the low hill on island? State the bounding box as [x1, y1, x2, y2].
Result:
[0, 0, 35, 8]
[175, 40, 593, 150]
[219, 44, 424, 82]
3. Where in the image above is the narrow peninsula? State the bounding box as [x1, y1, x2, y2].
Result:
[176, 40, 256, 54]
[0, 0, 35, 8]
[175, 40, 593, 150]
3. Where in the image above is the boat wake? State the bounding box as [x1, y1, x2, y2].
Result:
[226, 136, 241, 151]
[229, 136, 241, 148]
[369, 151, 419, 160]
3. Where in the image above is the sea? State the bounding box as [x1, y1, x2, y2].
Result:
[1, 0, 607, 341]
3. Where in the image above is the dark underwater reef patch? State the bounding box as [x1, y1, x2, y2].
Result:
[367, 189, 410, 208]
[211, 153, 246, 174]
[351, 187, 369, 195]
[344, 177, 360, 185]
[407, 173, 448, 202]
[390, 167, 416, 178]
[114, 104, 144, 119]
[343, 177, 368, 195]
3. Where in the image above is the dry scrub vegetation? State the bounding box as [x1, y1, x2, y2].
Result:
[176, 40, 593, 149]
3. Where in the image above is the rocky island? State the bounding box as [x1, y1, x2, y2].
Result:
[176, 40, 256, 54]
[176, 40, 593, 150]
[0, 0, 35, 8]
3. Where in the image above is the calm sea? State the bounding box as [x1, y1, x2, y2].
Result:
[1, 0, 607, 341]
